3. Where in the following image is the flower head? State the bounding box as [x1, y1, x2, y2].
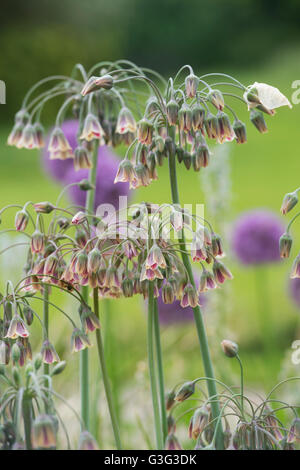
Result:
[232, 210, 284, 265]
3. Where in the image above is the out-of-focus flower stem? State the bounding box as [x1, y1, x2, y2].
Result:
[43, 285, 50, 413]
[167, 127, 224, 450]
[22, 396, 32, 450]
[153, 297, 168, 444]
[148, 282, 164, 449]
[80, 139, 100, 430]
[93, 288, 122, 449]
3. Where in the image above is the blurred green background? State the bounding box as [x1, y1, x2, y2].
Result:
[1, 0, 300, 449]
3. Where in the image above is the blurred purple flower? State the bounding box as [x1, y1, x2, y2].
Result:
[65, 157, 129, 211]
[157, 296, 197, 325]
[290, 278, 300, 309]
[42, 119, 130, 210]
[232, 209, 284, 265]
[154, 273, 206, 325]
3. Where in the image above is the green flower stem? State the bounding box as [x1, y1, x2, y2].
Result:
[80, 139, 99, 430]
[43, 285, 50, 412]
[22, 395, 32, 450]
[93, 289, 122, 449]
[236, 354, 244, 419]
[153, 297, 168, 444]
[148, 282, 164, 449]
[167, 139, 224, 450]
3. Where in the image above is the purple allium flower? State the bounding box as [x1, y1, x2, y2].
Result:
[156, 275, 206, 325]
[42, 120, 131, 210]
[157, 297, 196, 325]
[65, 152, 130, 211]
[290, 278, 300, 309]
[232, 210, 284, 265]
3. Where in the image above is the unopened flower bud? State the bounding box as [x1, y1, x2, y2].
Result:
[44, 253, 58, 276]
[121, 278, 134, 298]
[281, 191, 298, 215]
[192, 103, 205, 131]
[78, 431, 99, 450]
[11, 342, 21, 363]
[233, 119, 247, 144]
[250, 109, 268, 133]
[23, 305, 34, 326]
[176, 146, 184, 164]
[183, 151, 192, 170]
[75, 229, 88, 248]
[15, 210, 29, 232]
[78, 179, 94, 191]
[72, 211, 86, 225]
[81, 74, 113, 96]
[185, 73, 199, 98]
[162, 281, 175, 304]
[208, 89, 225, 110]
[137, 118, 153, 145]
[87, 247, 102, 273]
[178, 103, 193, 133]
[33, 122, 45, 148]
[32, 415, 57, 449]
[51, 361, 67, 376]
[188, 406, 210, 439]
[74, 146, 92, 170]
[166, 99, 179, 126]
[211, 233, 223, 257]
[166, 390, 176, 411]
[33, 202, 55, 214]
[75, 250, 88, 275]
[31, 230, 44, 254]
[34, 354, 43, 371]
[175, 381, 195, 402]
[279, 233, 292, 258]
[204, 112, 219, 139]
[221, 339, 239, 358]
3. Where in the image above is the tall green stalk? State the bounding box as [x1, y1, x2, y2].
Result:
[22, 396, 32, 450]
[147, 282, 164, 449]
[167, 142, 224, 450]
[153, 298, 168, 444]
[93, 289, 122, 449]
[80, 140, 99, 429]
[43, 285, 50, 413]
